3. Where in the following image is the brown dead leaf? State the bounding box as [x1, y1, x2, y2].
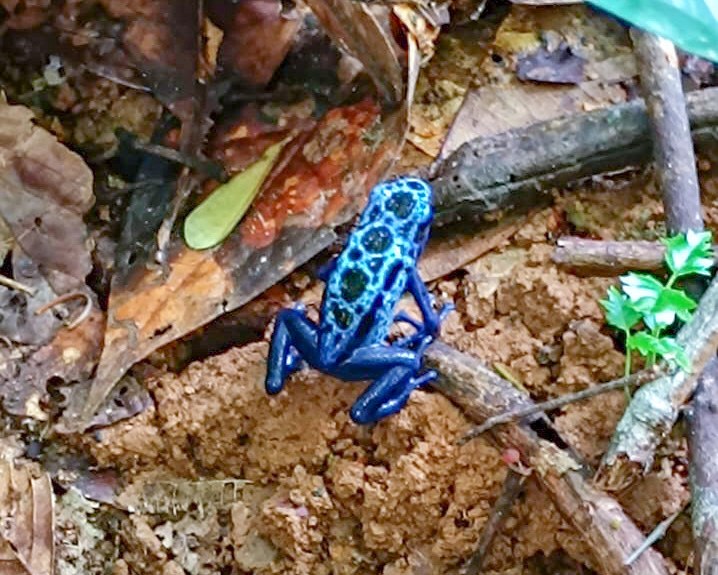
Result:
[1, 308, 104, 419]
[437, 6, 636, 160]
[208, 0, 302, 87]
[304, 0, 403, 104]
[0, 98, 94, 294]
[0, 99, 96, 351]
[0, 459, 54, 575]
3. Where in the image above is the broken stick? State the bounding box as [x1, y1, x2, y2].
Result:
[630, 29, 704, 234]
[687, 357, 718, 575]
[431, 86, 718, 227]
[552, 237, 718, 276]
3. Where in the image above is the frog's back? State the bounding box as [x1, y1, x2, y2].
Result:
[318, 178, 433, 364]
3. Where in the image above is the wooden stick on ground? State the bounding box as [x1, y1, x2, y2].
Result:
[630, 29, 704, 234]
[462, 470, 526, 575]
[425, 342, 671, 575]
[687, 357, 718, 575]
[552, 237, 718, 276]
[429, 86, 718, 228]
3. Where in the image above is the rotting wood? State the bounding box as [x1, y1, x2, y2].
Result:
[630, 30, 703, 234]
[425, 342, 671, 575]
[552, 237, 718, 276]
[430, 86, 718, 227]
[596, 273, 718, 489]
[687, 357, 718, 575]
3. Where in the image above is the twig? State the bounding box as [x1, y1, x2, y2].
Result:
[460, 367, 660, 444]
[624, 506, 687, 566]
[430, 86, 718, 227]
[462, 470, 526, 575]
[131, 140, 226, 181]
[552, 237, 718, 276]
[630, 29, 703, 234]
[0, 273, 36, 296]
[687, 357, 718, 575]
[424, 341, 671, 575]
[34, 291, 93, 330]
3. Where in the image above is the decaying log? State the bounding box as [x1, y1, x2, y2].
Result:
[425, 342, 670, 575]
[431, 87, 718, 227]
[688, 357, 718, 575]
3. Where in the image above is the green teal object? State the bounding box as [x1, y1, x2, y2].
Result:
[587, 0, 718, 62]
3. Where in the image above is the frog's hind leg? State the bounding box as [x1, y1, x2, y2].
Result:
[350, 367, 437, 424]
[265, 307, 319, 395]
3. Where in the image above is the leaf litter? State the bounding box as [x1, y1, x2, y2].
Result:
[0, 1, 716, 574]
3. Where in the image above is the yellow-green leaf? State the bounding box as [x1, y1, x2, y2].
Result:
[184, 139, 286, 250]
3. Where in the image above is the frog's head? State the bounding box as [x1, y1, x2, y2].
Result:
[362, 177, 434, 249]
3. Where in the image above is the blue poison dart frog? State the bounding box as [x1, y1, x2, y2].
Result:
[265, 177, 453, 424]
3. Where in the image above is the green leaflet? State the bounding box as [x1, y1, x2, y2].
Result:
[184, 138, 287, 250]
[602, 230, 714, 376]
[587, 0, 718, 63]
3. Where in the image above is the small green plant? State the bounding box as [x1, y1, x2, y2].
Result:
[601, 230, 714, 377]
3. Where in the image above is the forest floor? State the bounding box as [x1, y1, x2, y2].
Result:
[0, 2, 717, 575]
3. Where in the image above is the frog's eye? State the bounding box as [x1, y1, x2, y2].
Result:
[386, 191, 415, 219]
[340, 268, 369, 302]
[361, 226, 392, 253]
[331, 304, 353, 328]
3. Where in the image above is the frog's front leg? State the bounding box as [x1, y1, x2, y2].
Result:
[265, 307, 319, 395]
[394, 268, 454, 346]
[350, 366, 437, 424]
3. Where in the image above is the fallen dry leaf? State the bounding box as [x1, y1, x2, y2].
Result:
[0, 98, 94, 295]
[1, 308, 104, 419]
[208, 0, 302, 86]
[0, 458, 54, 575]
[304, 0, 403, 104]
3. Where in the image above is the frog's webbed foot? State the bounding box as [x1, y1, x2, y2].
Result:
[265, 306, 318, 395]
[350, 367, 437, 424]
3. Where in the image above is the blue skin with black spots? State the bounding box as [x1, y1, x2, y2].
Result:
[265, 177, 453, 424]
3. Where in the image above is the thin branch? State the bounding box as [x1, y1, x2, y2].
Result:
[552, 237, 718, 276]
[687, 357, 718, 575]
[460, 367, 660, 444]
[0, 273, 36, 296]
[630, 29, 703, 234]
[625, 506, 687, 566]
[462, 470, 526, 575]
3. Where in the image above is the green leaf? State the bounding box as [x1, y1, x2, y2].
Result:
[586, 0, 718, 63]
[662, 230, 714, 278]
[620, 273, 663, 310]
[628, 331, 661, 357]
[648, 287, 697, 327]
[601, 286, 642, 331]
[183, 138, 287, 250]
[628, 333, 691, 371]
